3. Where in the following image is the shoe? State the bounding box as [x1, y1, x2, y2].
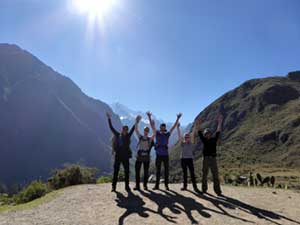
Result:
[144, 186, 148, 191]
[133, 186, 140, 191]
[153, 186, 159, 190]
[125, 186, 131, 192]
[181, 187, 187, 191]
[165, 186, 170, 191]
[193, 187, 201, 193]
[216, 192, 223, 197]
[111, 187, 116, 192]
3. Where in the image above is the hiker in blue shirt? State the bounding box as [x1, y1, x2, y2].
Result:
[147, 111, 182, 190]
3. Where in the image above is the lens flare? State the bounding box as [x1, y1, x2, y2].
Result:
[73, 0, 116, 20]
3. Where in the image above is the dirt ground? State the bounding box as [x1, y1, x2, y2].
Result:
[0, 183, 300, 225]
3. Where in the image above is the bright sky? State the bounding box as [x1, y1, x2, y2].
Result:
[1, 0, 300, 125]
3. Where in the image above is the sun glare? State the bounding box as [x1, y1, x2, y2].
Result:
[73, 0, 116, 19]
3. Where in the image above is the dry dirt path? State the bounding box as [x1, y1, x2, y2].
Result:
[0, 183, 299, 225]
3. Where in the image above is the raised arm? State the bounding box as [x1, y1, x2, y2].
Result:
[177, 123, 182, 144]
[217, 114, 223, 132]
[147, 111, 156, 134]
[195, 115, 205, 142]
[106, 112, 119, 136]
[190, 123, 197, 144]
[135, 115, 142, 138]
[150, 120, 156, 141]
[170, 113, 182, 135]
[129, 123, 136, 137]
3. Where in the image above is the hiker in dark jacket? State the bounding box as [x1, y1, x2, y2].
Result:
[148, 111, 182, 190]
[177, 122, 200, 192]
[197, 114, 223, 196]
[106, 112, 136, 192]
[133, 115, 155, 191]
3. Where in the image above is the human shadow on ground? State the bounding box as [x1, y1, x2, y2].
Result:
[140, 189, 252, 224]
[114, 191, 177, 225]
[189, 191, 300, 225]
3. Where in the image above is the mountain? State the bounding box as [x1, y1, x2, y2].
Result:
[169, 71, 300, 180]
[110, 102, 164, 132]
[110, 102, 187, 147]
[0, 44, 122, 185]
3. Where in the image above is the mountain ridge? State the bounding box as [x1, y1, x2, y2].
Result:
[169, 71, 300, 182]
[0, 43, 121, 185]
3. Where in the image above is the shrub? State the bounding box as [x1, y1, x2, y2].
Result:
[0, 193, 14, 205]
[97, 176, 113, 184]
[48, 164, 97, 190]
[14, 181, 49, 204]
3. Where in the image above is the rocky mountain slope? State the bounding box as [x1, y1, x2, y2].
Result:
[169, 72, 300, 180]
[0, 44, 122, 185]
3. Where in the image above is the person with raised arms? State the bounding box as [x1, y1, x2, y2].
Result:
[177, 122, 200, 192]
[106, 112, 136, 192]
[197, 114, 223, 196]
[147, 111, 182, 190]
[133, 115, 155, 191]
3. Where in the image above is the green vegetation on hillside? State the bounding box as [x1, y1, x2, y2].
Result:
[168, 72, 300, 189]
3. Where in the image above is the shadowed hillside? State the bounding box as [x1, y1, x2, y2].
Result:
[0, 44, 121, 185]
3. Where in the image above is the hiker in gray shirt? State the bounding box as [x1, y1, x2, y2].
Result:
[133, 115, 155, 191]
[177, 123, 200, 192]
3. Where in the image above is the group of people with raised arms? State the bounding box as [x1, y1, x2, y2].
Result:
[106, 111, 223, 196]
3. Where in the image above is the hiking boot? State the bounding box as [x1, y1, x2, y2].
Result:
[133, 186, 140, 191]
[165, 185, 170, 191]
[144, 186, 148, 191]
[153, 185, 159, 190]
[125, 186, 131, 192]
[181, 187, 187, 191]
[193, 187, 201, 193]
[111, 187, 116, 192]
[216, 192, 223, 197]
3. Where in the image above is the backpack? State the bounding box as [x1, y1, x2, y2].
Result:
[111, 135, 132, 158]
[136, 136, 154, 158]
[137, 136, 154, 150]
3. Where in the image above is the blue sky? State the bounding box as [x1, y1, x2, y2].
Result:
[1, 0, 300, 125]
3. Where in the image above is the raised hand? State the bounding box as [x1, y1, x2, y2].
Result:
[106, 112, 111, 119]
[136, 115, 142, 123]
[146, 111, 152, 117]
[177, 113, 183, 119]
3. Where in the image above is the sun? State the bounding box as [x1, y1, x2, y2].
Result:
[73, 0, 116, 20]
